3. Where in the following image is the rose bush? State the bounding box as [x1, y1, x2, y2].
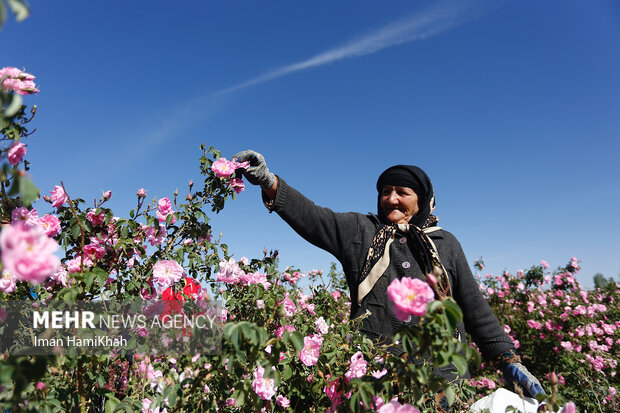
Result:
[470, 258, 619, 412]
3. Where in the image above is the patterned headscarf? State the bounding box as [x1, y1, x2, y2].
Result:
[375, 165, 436, 228]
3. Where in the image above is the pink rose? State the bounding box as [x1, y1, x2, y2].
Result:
[275, 324, 295, 338]
[152, 260, 184, 289]
[527, 319, 542, 330]
[137, 187, 147, 197]
[470, 377, 496, 389]
[66, 256, 93, 273]
[211, 158, 236, 178]
[39, 214, 61, 237]
[8, 142, 27, 166]
[49, 185, 68, 209]
[377, 400, 421, 413]
[315, 317, 329, 335]
[282, 297, 296, 317]
[230, 178, 245, 194]
[103, 190, 112, 200]
[86, 209, 106, 227]
[344, 351, 368, 383]
[541, 260, 549, 269]
[299, 334, 323, 366]
[0, 67, 39, 95]
[216, 258, 242, 284]
[324, 376, 342, 404]
[425, 272, 438, 288]
[0, 271, 17, 293]
[231, 158, 250, 170]
[145, 224, 166, 246]
[35, 382, 45, 391]
[84, 244, 106, 261]
[561, 402, 577, 413]
[372, 369, 388, 379]
[11, 207, 40, 227]
[51, 265, 68, 287]
[0, 222, 60, 284]
[276, 395, 290, 408]
[252, 365, 276, 400]
[156, 197, 176, 224]
[386, 277, 435, 321]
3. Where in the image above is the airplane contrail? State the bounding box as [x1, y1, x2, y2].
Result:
[213, 0, 493, 96]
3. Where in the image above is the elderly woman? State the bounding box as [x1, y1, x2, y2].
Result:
[234, 150, 544, 400]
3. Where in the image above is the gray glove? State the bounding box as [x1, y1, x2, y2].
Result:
[232, 150, 276, 190]
[503, 362, 545, 398]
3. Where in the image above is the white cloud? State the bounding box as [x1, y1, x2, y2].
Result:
[214, 0, 493, 96]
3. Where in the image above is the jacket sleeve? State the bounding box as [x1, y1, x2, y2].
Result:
[440, 231, 515, 360]
[262, 177, 362, 264]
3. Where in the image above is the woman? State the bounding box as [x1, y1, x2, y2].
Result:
[233, 149, 544, 399]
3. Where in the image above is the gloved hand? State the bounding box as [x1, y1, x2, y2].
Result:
[232, 150, 276, 190]
[503, 362, 545, 398]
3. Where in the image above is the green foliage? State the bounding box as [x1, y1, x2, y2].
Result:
[593, 272, 616, 291]
[0, 0, 30, 29]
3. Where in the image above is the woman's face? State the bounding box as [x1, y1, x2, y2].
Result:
[380, 185, 419, 224]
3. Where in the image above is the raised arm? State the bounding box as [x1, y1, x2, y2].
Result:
[233, 150, 361, 261]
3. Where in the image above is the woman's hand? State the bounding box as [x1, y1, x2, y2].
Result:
[503, 362, 545, 398]
[233, 150, 278, 199]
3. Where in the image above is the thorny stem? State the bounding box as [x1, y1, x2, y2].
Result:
[61, 181, 85, 272]
[164, 221, 187, 256]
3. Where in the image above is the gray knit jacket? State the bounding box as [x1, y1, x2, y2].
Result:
[263, 178, 514, 366]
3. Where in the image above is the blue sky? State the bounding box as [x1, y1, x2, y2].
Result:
[3, 0, 619, 288]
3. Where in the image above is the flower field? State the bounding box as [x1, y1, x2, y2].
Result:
[1, 66, 618, 413]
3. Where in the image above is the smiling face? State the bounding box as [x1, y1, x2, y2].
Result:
[380, 185, 419, 224]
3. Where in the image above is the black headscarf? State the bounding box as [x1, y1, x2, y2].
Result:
[376, 165, 436, 228]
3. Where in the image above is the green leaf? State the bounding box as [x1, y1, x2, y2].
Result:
[94, 268, 109, 285]
[233, 388, 246, 406]
[7, 0, 30, 22]
[70, 222, 81, 238]
[105, 396, 120, 413]
[4, 93, 22, 116]
[0, 2, 7, 28]
[0, 363, 15, 382]
[48, 399, 62, 409]
[349, 392, 359, 411]
[224, 324, 240, 350]
[427, 300, 443, 315]
[450, 353, 468, 375]
[286, 331, 304, 352]
[359, 383, 372, 410]
[282, 364, 293, 381]
[442, 299, 463, 329]
[445, 386, 456, 407]
[84, 271, 95, 289]
[167, 384, 178, 406]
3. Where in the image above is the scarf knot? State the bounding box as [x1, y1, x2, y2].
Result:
[357, 214, 450, 305]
